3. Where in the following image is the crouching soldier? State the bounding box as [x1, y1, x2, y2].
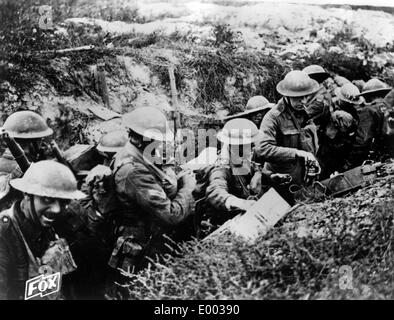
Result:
[317, 110, 357, 179]
[224, 95, 274, 128]
[79, 130, 129, 242]
[203, 118, 281, 236]
[0, 111, 54, 211]
[96, 130, 128, 167]
[0, 160, 86, 300]
[302, 65, 333, 126]
[254, 70, 321, 205]
[345, 79, 392, 165]
[107, 106, 196, 294]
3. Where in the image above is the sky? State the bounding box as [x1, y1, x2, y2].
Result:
[279, 0, 394, 7]
[234, 0, 394, 7]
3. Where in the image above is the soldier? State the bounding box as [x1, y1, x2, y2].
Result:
[107, 106, 195, 294]
[333, 83, 363, 120]
[254, 70, 321, 205]
[204, 118, 290, 235]
[359, 78, 391, 111]
[224, 95, 274, 128]
[78, 130, 128, 235]
[0, 160, 86, 300]
[344, 79, 392, 167]
[96, 130, 128, 167]
[0, 111, 53, 211]
[302, 65, 333, 126]
[317, 110, 357, 179]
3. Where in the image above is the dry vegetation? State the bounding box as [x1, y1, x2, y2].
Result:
[1, 0, 394, 299]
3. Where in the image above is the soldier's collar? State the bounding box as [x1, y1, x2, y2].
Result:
[15, 201, 47, 245]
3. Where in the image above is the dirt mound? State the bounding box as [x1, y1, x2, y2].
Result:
[2, 1, 394, 149]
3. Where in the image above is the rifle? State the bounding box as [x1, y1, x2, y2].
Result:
[168, 65, 183, 170]
[50, 140, 78, 176]
[0, 128, 31, 173]
[290, 160, 385, 204]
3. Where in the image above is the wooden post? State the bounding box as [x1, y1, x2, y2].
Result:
[97, 62, 110, 108]
[91, 62, 110, 108]
[168, 66, 181, 128]
[168, 65, 182, 165]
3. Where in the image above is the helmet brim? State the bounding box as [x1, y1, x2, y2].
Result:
[308, 72, 330, 83]
[136, 128, 174, 142]
[10, 179, 86, 200]
[96, 145, 123, 153]
[217, 130, 264, 145]
[182, 147, 218, 171]
[224, 104, 275, 121]
[335, 87, 364, 105]
[276, 81, 320, 97]
[8, 127, 54, 139]
[359, 88, 392, 97]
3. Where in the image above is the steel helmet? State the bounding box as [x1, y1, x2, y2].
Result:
[359, 78, 392, 97]
[183, 147, 218, 171]
[10, 160, 86, 200]
[276, 70, 320, 97]
[333, 75, 351, 87]
[96, 130, 128, 153]
[122, 107, 174, 142]
[335, 83, 364, 105]
[217, 118, 263, 145]
[224, 96, 274, 120]
[302, 65, 330, 83]
[352, 80, 365, 92]
[246, 95, 271, 110]
[3, 110, 53, 139]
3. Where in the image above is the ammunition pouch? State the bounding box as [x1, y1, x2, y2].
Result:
[108, 236, 144, 273]
[40, 238, 78, 276]
[108, 223, 147, 273]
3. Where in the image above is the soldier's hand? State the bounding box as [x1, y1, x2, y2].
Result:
[85, 165, 112, 186]
[330, 171, 340, 178]
[295, 150, 317, 163]
[249, 171, 262, 195]
[225, 196, 256, 212]
[271, 173, 292, 186]
[178, 169, 196, 190]
[331, 110, 354, 132]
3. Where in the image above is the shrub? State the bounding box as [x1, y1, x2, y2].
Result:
[121, 172, 394, 300]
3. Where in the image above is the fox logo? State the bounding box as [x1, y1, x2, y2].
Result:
[24, 272, 61, 300]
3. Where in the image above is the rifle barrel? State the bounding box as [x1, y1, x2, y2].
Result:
[0, 131, 31, 173]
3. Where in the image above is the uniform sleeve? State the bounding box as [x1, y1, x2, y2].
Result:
[306, 96, 325, 122]
[0, 234, 10, 300]
[345, 107, 383, 166]
[306, 94, 332, 127]
[255, 111, 298, 163]
[118, 163, 194, 227]
[205, 165, 233, 211]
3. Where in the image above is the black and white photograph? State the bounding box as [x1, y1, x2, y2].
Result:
[0, 0, 394, 307]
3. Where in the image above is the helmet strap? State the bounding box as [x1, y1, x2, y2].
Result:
[128, 129, 143, 149]
[28, 194, 41, 226]
[284, 97, 305, 115]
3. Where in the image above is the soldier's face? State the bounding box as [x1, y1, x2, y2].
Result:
[249, 113, 263, 127]
[16, 139, 42, 160]
[288, 96, 309, 112]
[230, 144, 252, 160]
[31, 195, 69, 228]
